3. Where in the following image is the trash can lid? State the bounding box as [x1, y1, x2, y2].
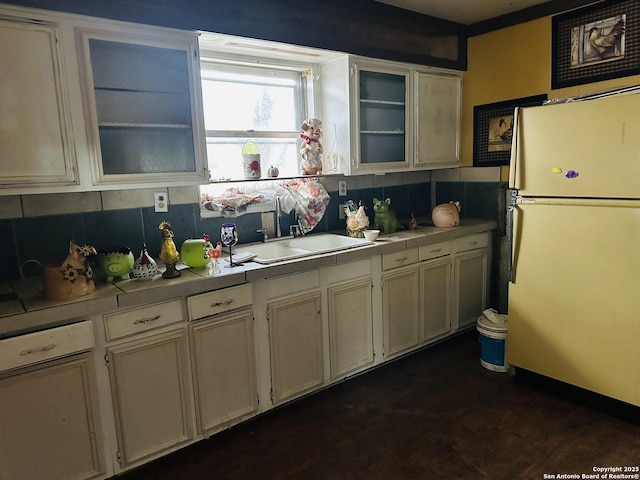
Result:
[477, 314, 508, 333]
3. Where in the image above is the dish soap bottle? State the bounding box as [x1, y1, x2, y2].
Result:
[242, 139, 261, 179]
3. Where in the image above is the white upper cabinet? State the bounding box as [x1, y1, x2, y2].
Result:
[76, 26, 207, 187]
[414, 70, 461, 168]
[0, 14, 79, 190]
[321, 55, 461, 175]
[0, 5, 208, 195]
[351, 60, 412, 174]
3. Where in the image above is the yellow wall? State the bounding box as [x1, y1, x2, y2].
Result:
[462, 16, 640, 181]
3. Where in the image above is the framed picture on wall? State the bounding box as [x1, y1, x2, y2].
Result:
[552, 0, 640, 89]
[472, 94, 547, 167]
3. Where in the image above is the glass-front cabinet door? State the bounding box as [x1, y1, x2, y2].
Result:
[77, 27, 207, 186]
[350, 60, 410, 174]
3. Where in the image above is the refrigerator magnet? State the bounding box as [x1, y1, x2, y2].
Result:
[565, 170, 579, 178]
[551, 167, 562, 174]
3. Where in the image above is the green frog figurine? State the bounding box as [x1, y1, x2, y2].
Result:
[372, 198, 398, 234]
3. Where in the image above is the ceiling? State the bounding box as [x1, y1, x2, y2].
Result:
[375, 0, 551, 25]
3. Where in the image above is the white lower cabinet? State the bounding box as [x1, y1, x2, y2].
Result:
[381, 232, 491, 357]
[325, 259, 374, 379]
[0, 322, 103, 480]
[189, 308, 257, 436]
[261, 270, 323, 405]
[106, 328, 193, 467]
[452, 233, 491, 330]
[419, 257, 452, 341]
[268, 291, 323, 404]
[5, 229, 491, 480]
[186, 285, 258, 433]
[381, 248, 420, 359]
[103, 299, 192, 468]
[103, 285, 256, 473]
[419, 241, 452, 343]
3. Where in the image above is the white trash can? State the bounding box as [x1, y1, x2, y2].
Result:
[477, 311, 508, 372]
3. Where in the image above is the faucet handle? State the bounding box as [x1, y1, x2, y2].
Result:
[256, 229, 268, 242]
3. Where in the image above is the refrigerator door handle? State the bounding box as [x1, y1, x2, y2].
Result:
[508, 108, 521, 189]
[507, 200, 524, 284]
[507, 204, 515, 283]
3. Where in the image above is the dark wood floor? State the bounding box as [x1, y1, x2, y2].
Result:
[117, 330, 640, 480]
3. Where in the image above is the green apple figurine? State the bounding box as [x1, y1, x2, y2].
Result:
[180, 237, 210, 268]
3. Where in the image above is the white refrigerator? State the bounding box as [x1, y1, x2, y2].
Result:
[506, 91, 640, 407]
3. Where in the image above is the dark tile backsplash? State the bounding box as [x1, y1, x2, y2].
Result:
[406, 183, 431, 217]
[434, 181, 502, 222]
[3, 180, 502, 283]
[0, 220, 18, 280]
[13, 213, 87, 268]
[84, 209, 145, 254]
[435, 182, 466, 211]
[141, 204, 199, 258]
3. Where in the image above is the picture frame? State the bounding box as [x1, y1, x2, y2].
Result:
[472, 94, 547, 167]
[552, 0, 640, 89]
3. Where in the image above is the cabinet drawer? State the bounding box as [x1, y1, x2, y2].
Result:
[0, 321, 94, 373]
[382, 248, 418, 271]
[267, 270, 320, 299]
[326, 259, 371, 284]
[454, 233, 489, 253]
[188, 283, 253, 321]
[419, 241, 451, 261]
[105, 299, 184, 340]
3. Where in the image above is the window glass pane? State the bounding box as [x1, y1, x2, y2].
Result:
[202, 67, 299, 131]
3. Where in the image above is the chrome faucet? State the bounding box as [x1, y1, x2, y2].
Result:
[275, 196, 282, 238]
[257, 196, 304, 241]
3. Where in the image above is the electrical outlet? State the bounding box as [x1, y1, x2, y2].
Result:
[338, 203, 346, 220]
[154, 192, 168, 213]
[338, 180, 347, 196]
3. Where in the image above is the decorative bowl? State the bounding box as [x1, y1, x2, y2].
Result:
[363, 229, 380, 242]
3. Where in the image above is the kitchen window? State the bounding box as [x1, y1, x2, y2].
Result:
[200, 61, 311, 180]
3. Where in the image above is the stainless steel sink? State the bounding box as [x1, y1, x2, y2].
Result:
[236, 234, 372, 264]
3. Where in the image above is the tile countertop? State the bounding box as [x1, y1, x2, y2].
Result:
[0, 219, 496, 338]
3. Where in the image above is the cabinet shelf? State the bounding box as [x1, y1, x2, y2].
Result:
[361, 130, 405, 135]
[360, 99, 405, 106]
[94, 86, 185, 95]
[98, 123, 192, 129]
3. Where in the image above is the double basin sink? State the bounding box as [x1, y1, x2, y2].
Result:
[235, 234, 373, 264]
